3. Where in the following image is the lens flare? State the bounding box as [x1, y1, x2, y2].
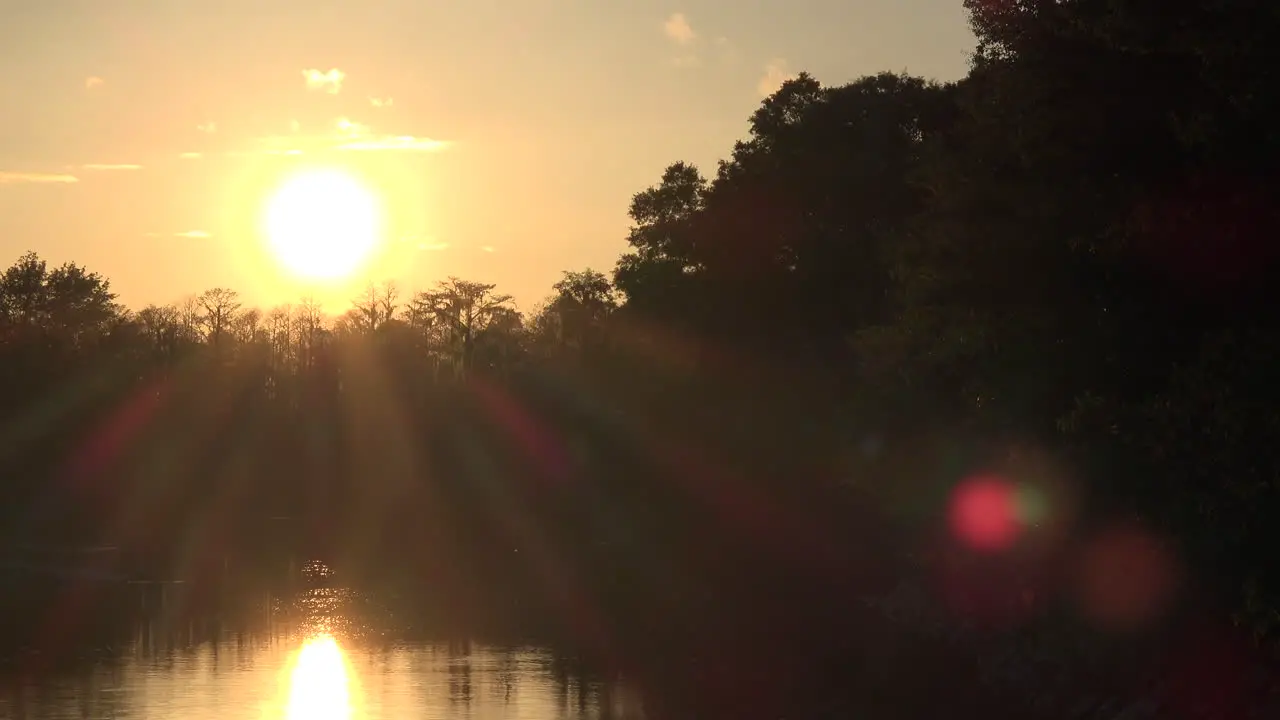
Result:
[1075, 524, 1179, 630]
[947, 472, 1062, 552]
[948, 476, 1021, 552]
[1015, 484, 1050, 527]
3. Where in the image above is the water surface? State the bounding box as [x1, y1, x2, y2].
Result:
[0, 589, 645, 720]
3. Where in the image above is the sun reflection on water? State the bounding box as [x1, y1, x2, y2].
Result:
[282, 634, 355, 720]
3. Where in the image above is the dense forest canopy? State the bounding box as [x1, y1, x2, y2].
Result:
[3, 0, 1279, 713]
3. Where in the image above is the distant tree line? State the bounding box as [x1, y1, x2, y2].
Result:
[2, 0, 1278, 715]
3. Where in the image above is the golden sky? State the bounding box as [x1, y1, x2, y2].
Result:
[0, 1, 973, 312]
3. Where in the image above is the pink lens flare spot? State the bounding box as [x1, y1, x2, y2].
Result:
[949, 476, 1022, 552]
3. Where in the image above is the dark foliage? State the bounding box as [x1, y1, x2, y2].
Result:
[4, 1, 1280, 716]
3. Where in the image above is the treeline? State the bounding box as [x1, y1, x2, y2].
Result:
[3, 0, 1280, 714]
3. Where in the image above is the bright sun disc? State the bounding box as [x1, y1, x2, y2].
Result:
[264, 169, 381, 280]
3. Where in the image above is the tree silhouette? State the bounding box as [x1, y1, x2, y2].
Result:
[4, 2, 1280, 714]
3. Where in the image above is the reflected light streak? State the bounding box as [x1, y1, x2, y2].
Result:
[283, 634, 354, 720]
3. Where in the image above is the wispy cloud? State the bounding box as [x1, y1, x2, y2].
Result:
[418, 241, 449, 251]
[335, 135, 448, 152]
[663, 13, 721, 69]
[197, 121, 217, 133]
[663, 13, 696, 45]
[0, 171, 79, 185]
[336, 117, 370, 136]
[81, 163, 142, 171]
[481, 245, 496, 253]
[252, 116, 449, 155]
[179, 152, 202, 159]
[302, 68, 345, 94]
[84, 76, 104, 90]
[370, 97, 394, 108]
[758, 57, 796, 97]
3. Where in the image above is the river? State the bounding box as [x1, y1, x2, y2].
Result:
[0, 586, 646, 719]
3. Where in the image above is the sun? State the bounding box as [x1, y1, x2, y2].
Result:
[263, 169, 382, 280]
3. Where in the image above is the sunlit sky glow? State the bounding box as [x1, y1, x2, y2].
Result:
[0, 1, 972, 311]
